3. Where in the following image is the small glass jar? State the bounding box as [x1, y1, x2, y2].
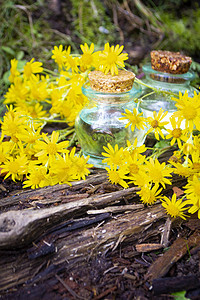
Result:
[139, 63, 198, 125]
[75, 76, 144, 168]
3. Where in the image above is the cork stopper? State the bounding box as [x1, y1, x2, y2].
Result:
[88, 70, 135, 93]
[151, 50, 192, 74]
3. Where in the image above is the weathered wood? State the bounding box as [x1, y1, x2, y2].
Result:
[0, 204, 166, 291]
[0, 186, 140, 249]
[146, 230, 200, 282]
[0, 173, 108, 209]
[152, 275, 200, 295]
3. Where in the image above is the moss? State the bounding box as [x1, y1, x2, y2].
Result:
[70, 0, 116, 46]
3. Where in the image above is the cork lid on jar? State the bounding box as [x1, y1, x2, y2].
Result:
[150, 50, 192, 74]
[88, 70, 135, 93]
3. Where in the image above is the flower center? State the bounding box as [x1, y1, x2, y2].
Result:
[46, 143, 57, 155]
[182, 106, 197, 120]
[9, 161, 19, 174]
[109, 170, 120, 184]
[129, 163, 139, 174]
[151, 120, 159, 128]
[151, 169, 162, 182]
[172, 128, 182, 138]
[193, 162, 200, 171]
[167, 205, 180, 218]
[107, 53, 118, 64]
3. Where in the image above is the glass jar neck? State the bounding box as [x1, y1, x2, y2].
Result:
[142, 63, 195, 86]
[82, 82, 142, 104]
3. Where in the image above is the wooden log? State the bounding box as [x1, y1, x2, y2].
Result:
[0, 186, 140, 249]
[146, 230, 200, 282]
[0, 204, 166, 291]
[0, 173, 108, 210]
[152, 275, 200, 295]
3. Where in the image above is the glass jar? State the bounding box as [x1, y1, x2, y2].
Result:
[139, 63, 198, 120]
[75, 82, 144, 168]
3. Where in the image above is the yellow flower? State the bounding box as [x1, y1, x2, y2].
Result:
[102, 143, 126, 167]
[105, 165, 129, 188]
[146, 108, 169, 140]
[8, 59, 20, 83]
[80, 43, 95, 71]
[64, 46, 80, 73]
[4, 77, 29, 104]
[0, 106, 27, 143]
[120, 108, 146, 132]
[166, 116, 188, 148]
[187, 152, 200, 176]
[23, 165, 50, 189]
[137, 184, 163, 205]
[48, 153, 75, 185]
[144, 158, 172, 188]
[184, 175, 200, 203]
[28, 75, 49, 102]
[51, 45, 69, 68]
[99, 43, 128, 75]
[172, 91, 200, 132]
[34, 131, 69, 164]
[1, 154, 28, 181]
[129, 170, 151, 187]
[125, 152, 146, 177]
[125, 139, 147, 157]
[170, 161, 191, 178]
[162, 193, 188, 219]
[72, 154, 93, 180]
[23, 58, 43, 79]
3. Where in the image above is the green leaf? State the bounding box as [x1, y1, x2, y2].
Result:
[154, 139, 171, 149]
[1, 46, 15, 56]
[172, 291, 190, 300]
[16, 51, 24, 61]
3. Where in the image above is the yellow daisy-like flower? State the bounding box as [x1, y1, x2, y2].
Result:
[137, 184, 163, 205]
[125, 139, 147, 157]
[51, 44, 69, 68]
[99, 43, 128, 75]
[184, 175, 200, 203]
[125, 152, 146, 177]
[1, 154, 28, 182]
[72, 154, 93, 181]
[105, 165, 129, 188]
[144, 158, 172, 188]
[165, 116, 188, 148]
[172, 91, 200, 132]
[8, 59, 20, 83]
[129, 170, 151, 187]
[102, 143, 126, 167]
[23, 58, 43, 79]
[162, 193, 188, 220]
[80, 43, 95, 71]
[4, 77, 29, 105]
[170, 161, 191, 178]
[0, 106, 27, 143]
[34, 131, 69, 165]
[187, 152, 200, 176]
[23, 165, 50, 189]
[49, 153, 76, 185]
[146, 108, 169, 140]
[120, 108, 146, 132]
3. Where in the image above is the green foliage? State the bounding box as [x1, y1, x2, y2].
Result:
[158, 8, 200, 56]
[172, 291, 190, 300]
[70, 0, 116, 46]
